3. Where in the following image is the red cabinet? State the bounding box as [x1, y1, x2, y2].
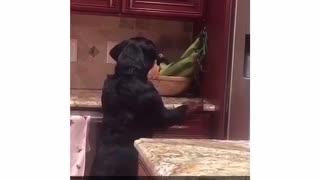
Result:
[71, 0, 121, 13]
[121, 0, 206, 18]
[71, 0, 206, 19]
[153, 112, 212, 138]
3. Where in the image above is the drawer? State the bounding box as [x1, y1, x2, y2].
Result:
[153, 112, 212, 138]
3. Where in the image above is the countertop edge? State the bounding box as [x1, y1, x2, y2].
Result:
[134, 138, 250, 176]
[70, 101, 216, 111]
[134, 139, 161, 176]
[71, 89, 216, 111]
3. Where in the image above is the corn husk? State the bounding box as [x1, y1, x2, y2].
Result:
[180, 37, 202, 59]
[175, 65, 194, 77]
[159, 27, 207, 77]
[160, 51, 198, 76]
[159, 63, 168, 70]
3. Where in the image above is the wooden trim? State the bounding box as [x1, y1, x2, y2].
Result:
[138, 155, 156, 178]
[200, 0, 237, 139]
[121, 0, 205, 19]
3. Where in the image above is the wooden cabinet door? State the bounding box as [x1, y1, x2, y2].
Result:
[121, 0, 206, 18]
[71, 0, 121, 13]
[200, 0, 236, 139]
[152, 112, 211, 139]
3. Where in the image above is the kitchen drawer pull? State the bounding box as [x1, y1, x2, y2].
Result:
[243, 34, 250, 79]
[170, 125, 189, 129]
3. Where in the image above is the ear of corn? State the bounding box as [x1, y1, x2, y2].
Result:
[175, 65, 194, 77]
[159, 55, 190, 75]
[159, 63, 168, 71]
[159, 56, 192, 76]
[180, 37, 201, 59]
[159, 27, 207, 77]
[160, 51, 199, 76]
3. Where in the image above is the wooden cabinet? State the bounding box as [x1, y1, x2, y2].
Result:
[153, 112, 212, 138]
[71, 0, 206, 19]
[199, 0, 237, 139]
[121, 0, 206, 18]
[138, 156, 153, 177]
[71, 0, 121, 13]
[199, 0, 250, 140]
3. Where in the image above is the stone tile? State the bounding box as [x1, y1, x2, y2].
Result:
[88, 46, 100, 58]
[70, 14, 193, 89]
[136, 18, 150, 30]
[118, 17, 135, 29]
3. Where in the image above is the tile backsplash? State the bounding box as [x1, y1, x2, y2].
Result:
[71, 14, 194, 89]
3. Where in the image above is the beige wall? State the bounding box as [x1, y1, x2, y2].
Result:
[71, 14, 194, 89]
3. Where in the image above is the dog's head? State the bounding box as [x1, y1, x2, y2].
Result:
[110, 37, 160, 77]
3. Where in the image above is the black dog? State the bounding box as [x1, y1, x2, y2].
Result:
[90, 37, 189, 178]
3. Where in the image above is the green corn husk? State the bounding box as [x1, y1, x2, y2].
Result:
[159, 63, 174, 74]
[159, 59, 190, 76]
[159, 27, 208, 77]
[159, 63, 168, 70]
[160, 52, 198, 76]
[180, 37, 202, 59]
[175, 65, 194, 77]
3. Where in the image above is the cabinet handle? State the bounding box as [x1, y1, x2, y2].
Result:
[170, 125, 189, 129]
[243, 34, 250, 79]
[109, 0, 113, 7]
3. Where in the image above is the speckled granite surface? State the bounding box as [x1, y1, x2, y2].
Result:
[71, 89, 216, 111]
[71, 89, 102, 108]
[134, 138, 250, 176]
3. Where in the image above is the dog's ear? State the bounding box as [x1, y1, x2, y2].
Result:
[109, 40, 129, 61]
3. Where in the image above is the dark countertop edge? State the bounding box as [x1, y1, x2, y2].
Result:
[70, 103, 216, 112]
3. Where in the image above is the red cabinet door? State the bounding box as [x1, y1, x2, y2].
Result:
[71, 0, 121, 13]
[121, 0, 206, 18]
[200, 0, 236, 139]
[153, 112, 212, 139]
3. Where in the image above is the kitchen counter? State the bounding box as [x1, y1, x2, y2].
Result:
[71, 89, 216, 111]
[134, 138, 250, 176]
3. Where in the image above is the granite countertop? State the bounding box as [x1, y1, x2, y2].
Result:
[71, 89, 216, 111]
[134, 138, 250, 176]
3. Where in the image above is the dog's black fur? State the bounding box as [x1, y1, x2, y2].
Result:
[90, 37, 188, 178]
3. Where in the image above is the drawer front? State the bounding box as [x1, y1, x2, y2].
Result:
[122, 0, 206, 18]
[153, 112, 212, 138]
[71, 0, 121, 13]
[71, 110, 212, 139]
